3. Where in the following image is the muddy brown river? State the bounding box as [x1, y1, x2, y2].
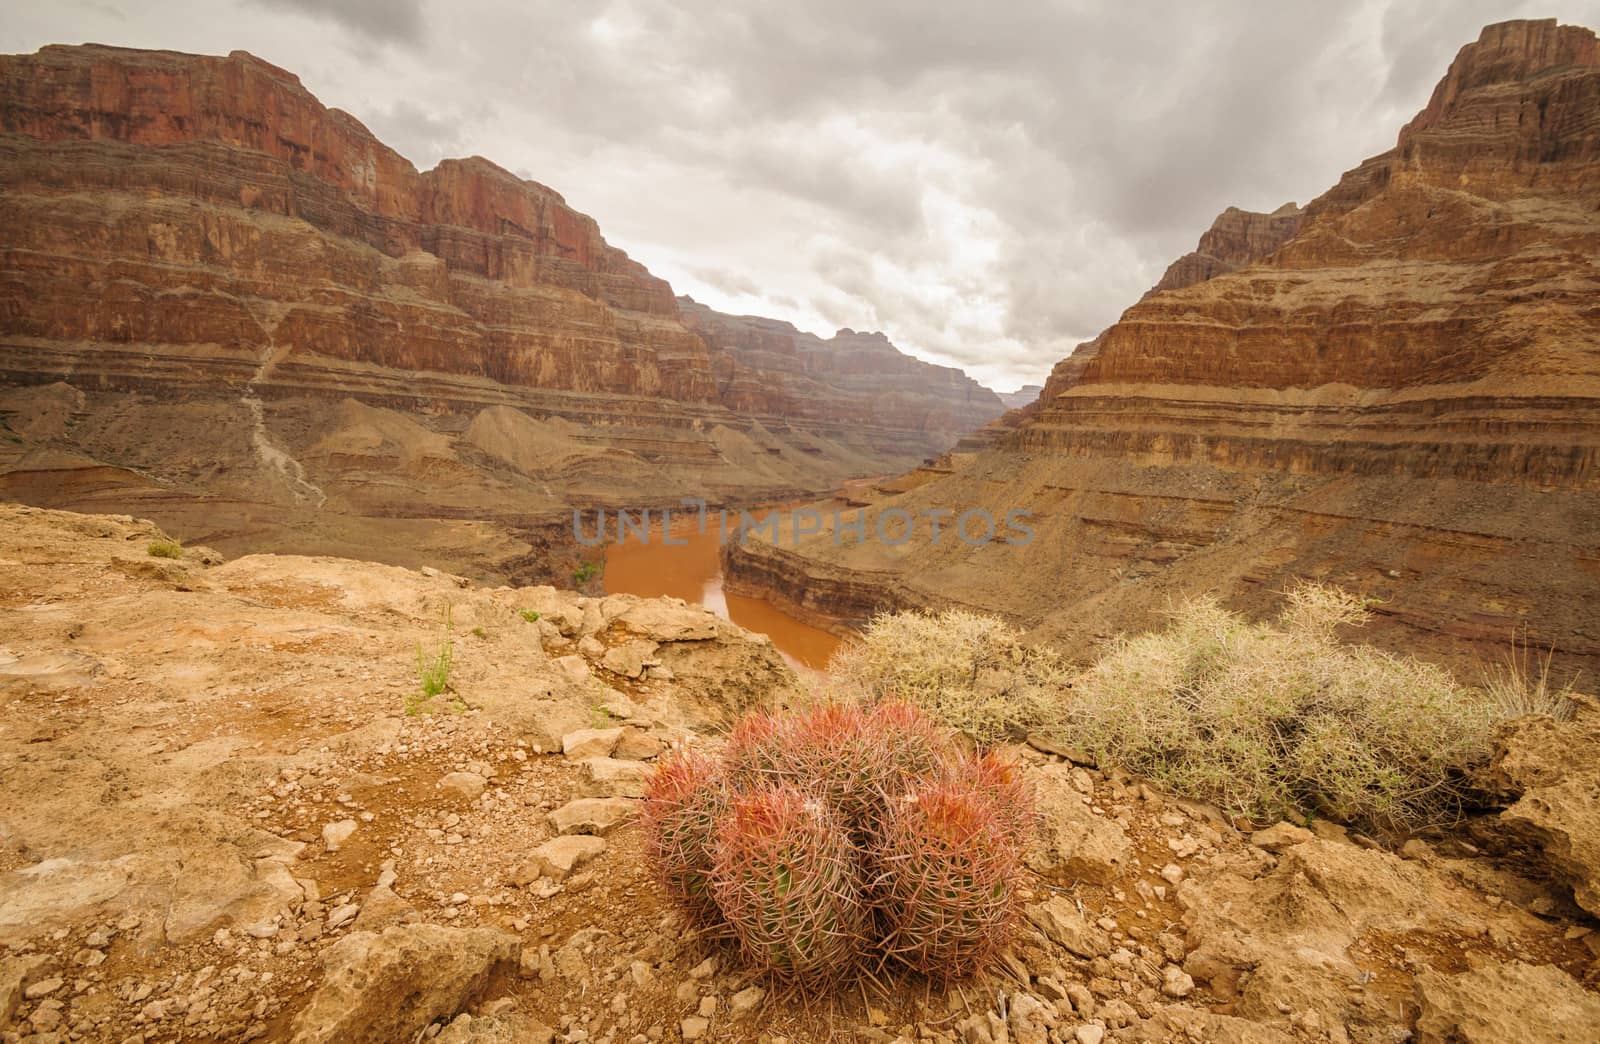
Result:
[603, 507, 843, 672]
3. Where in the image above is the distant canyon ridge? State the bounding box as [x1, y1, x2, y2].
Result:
[0, 43, 1003, 583]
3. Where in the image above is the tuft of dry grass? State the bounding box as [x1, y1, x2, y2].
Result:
[1065, 586, 1498, 832]
[147, 538, 183, 559]
[1480, 634, 1578, 723]
[828, 609, 1069, 746]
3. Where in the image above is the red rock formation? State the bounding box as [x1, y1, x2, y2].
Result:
[0, 44, 1003, 575]
[998, 385, 1043, 410]
[726, 19, 1600, 677]
[1142, 203, 1302, 298]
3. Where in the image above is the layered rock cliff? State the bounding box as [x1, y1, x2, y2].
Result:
[998, 385, 1043, 410]
[726, 19, 1600, 676]
[680, 297, 1004, 460]
[1141, 203, 1303, 299]
[0, 44, 1002, 580]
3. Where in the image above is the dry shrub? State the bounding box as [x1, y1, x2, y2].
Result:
[642, 701, 1032, 986]
[1067, 585, 1499, 831]
[829, 609, 1069, 745]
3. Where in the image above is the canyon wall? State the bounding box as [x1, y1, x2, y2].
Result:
[0, 44, 1002, 581]
[726, 19, 1600, 676]
[680, 297, 1004, 460]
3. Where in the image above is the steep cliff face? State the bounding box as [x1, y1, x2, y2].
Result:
[0, 44, 1000, 579]
[726, 19, 1600, 676]
[680, 298, 1005, 460]
[1142, 203, 1303, 298]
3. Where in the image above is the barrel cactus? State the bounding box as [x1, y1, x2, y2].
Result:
[874, 779, 1025, 978]
[710, 784, 866, 982]
[640, 748, 728, 929]
[642, 700, 1032, 986]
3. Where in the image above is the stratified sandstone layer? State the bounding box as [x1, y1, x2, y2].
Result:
[727, 19, 1600, 675]
[998, 385, 1044, 410]
[0, 45, 1001, 581]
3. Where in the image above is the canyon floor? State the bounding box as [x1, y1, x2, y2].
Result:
[2, 505, 1600, 1043]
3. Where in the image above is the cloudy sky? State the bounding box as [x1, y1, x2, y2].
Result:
[5, 1, 1595, 391]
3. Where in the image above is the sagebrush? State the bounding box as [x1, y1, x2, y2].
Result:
[1065, 586, 1498, 831]
[642, 701, 1034, 986]
[829, 609, 1069, 745]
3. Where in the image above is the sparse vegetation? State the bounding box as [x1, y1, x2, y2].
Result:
[844, 585, 1518, 834]
[147, 538, 183, 559]
[829, 608, 1070, 745]
[1482, 632, 1578, 722]
[572, 560, 603, 586]
[519, 608, 541, 624]
[410, 607, 455, 715]
[471, 625, 488, 640]
[643, 701, 1032, 986]
[1063, 585, 1499, 831]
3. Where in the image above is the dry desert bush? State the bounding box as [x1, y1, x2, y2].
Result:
[840, 585, 1513, 833]
[828, 608, 1070, 745]
[1067, 586, 1499, 831]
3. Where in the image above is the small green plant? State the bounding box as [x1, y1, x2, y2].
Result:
[147, 538, 183, 559]
[573, 559, 603, 586]
[471, 626, 488, 639]
[642, 701, 1032, 986]
[519, 608, 541, 624]
[411, 607, 455, 715]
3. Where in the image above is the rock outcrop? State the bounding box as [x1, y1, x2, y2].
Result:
[725, 18, 1600, 677]
[999, 384, 1044, 409]
[1492, 695, 1600, 916]
[1140, 203, 1302, 299]
[291, 925, 521, 1044]
[1413, 961, 1600, 1043]
[0, 44, 1002, 582]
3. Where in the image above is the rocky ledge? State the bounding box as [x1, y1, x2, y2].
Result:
[2, 505, 1599, 1043]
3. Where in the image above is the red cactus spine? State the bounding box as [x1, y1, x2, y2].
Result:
[710, 784, 866, 983]
[721, 709, 790, 790]
[950, 747, 1038, 846]
[641, 748, 728, 929]
[864, 700, 954, 782]
[874, 779, 1025, 979]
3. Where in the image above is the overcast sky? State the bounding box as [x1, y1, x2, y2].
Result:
[5, 2, 1595, 391]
